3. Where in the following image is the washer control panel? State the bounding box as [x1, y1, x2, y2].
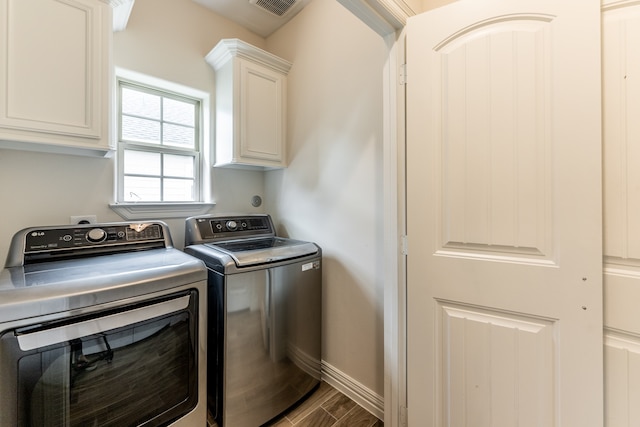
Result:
[209, 217, 270, 234]
[186, 215, 274, 244]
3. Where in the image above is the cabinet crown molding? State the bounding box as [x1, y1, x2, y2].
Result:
[205, 39, 292, 75]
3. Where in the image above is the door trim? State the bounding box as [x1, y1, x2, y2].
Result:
[339, 4, 412, 427]
[382, 30, 407, 427]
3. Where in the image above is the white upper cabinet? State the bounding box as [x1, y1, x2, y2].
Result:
[206, 39, 291, 169]
[0, 0, 113, 157]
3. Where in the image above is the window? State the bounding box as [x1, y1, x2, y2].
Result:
[117, 80, 201, 203]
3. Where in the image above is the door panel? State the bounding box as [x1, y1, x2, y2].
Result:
[436, 17, 551, 263]
[603, 1, 640, 425]
[406, 0, 603, 425]
[438, 302, 555, 426]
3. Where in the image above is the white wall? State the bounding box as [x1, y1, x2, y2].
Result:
[0, 0, 266, 263]
[264, 0, 388, 399]
[0, 150, 119, 264]
[113, 0, 265, 90]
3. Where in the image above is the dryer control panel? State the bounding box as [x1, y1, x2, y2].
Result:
[25, 223, 164, 250]
[6, 222, 171, 267]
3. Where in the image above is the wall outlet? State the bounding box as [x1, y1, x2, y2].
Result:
[70, 215, 97, 225]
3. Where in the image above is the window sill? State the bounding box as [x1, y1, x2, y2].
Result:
[110, 202, 215, 220]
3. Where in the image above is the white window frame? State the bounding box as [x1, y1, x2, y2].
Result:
[110, 68, 214, 219]
[117, 80, 201, 203]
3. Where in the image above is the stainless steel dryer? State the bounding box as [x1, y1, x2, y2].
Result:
[184, 214, 322, 427]
[0, 221, 207, 427]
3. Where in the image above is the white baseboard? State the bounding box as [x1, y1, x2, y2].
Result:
[321, 360, 384, 420]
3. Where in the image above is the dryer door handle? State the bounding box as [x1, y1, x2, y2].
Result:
[15, 294, 190, 351]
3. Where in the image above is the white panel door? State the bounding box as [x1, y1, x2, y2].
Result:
[602, 1, 640, 425]
[406, 0, 603, 425]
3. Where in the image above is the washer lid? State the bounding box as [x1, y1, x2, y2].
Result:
[205, 237, 318, 267]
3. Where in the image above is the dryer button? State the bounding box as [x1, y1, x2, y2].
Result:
[87, 228, 107, 243]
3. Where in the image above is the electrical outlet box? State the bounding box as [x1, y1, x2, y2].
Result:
[70, 215, 97, 225]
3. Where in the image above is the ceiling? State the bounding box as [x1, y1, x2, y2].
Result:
[192, 0, 314, 37]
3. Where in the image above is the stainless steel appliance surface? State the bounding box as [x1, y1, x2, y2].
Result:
[0, 221, 207, 427]
[184, 214, 322, 427]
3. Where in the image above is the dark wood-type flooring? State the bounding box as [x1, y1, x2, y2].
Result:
[209, 381, 383, 427]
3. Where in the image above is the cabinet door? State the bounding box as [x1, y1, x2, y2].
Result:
[0, 0, 110, 153]
[239, 60, 286, 166]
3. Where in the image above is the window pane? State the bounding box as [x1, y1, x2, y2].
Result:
[118, 79, 202, 204]
[164, 98, 195, 126]
[124, 176, 161, 201]
[163, 123, 195, 148]
[121, 87, 161, 119]
[163, 178, 194, 202]
[124, 150, 161, 176]
[122, 116, 161, 144]
[164, 154, 194, 178]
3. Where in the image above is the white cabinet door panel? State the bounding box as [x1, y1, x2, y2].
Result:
[0, 0, 111, 154]
[240, 61, 285, 163]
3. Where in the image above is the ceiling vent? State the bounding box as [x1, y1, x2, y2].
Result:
[249, 0, 298, 17]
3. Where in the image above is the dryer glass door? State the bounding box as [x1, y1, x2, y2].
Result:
[0, 290, 199, 426]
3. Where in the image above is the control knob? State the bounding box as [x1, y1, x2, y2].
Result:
[86, 228, 107, 243]
[226, 220, 238, 231]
